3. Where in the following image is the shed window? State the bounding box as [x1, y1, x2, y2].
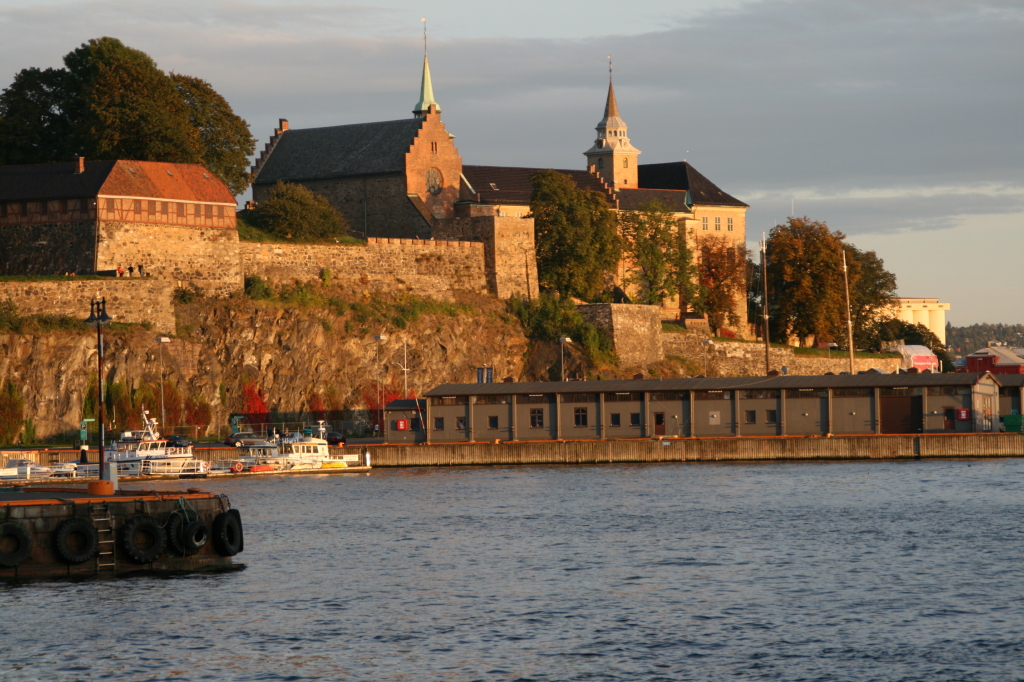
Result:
[650, 391, 688, 401]
[786, 389, 824, 399]
[695, 390, 731, 400]
[488, 416, 499, 429]
[574, 408, 588, 427]
[529, 409, 544, 428]
[879, 387, 918, 397]
[630, 413, 641, 427]
[610, 413, 621, 427]
[741, 389, 780, 400]
[455, 416, 466, 430]
[517, 394, 554, 404]
[410, 418, 422, 431]
[835, 388, 874, 397]
[930, 386, 970, 396]
[433, 417, 444, 431]
[745, 410, 757, 424]
[765, 410, 778, 424]
[562, 393, 598, 403]
[476, 395, 510, 405]
[430, 396, 468, 406]
[605, 392, 643, 402]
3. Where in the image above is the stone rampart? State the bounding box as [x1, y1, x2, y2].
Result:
[577, 304, 664, 367]
[662, 332, 902, 377]
[239, 238, 489, 299]
[96, 221, 242, 297]
[433, 216, 539, 299]
[0, 279, 176, 333]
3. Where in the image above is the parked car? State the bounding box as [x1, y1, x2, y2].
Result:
[225, 432, 258, 446]
[324, 432, 345, 446]
[165, 434, 192, 448]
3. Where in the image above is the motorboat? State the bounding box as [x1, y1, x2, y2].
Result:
[77, 410, 206, 476]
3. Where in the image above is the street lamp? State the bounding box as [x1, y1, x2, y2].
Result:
[85, 298, 112, 480]
[374, 334, 388, 435]
[558, 337, 572, 382]
[156, 336, 171, 435]
[702, 339, 714, 376]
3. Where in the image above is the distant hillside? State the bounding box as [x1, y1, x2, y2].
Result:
[946, 323, 1024, 356]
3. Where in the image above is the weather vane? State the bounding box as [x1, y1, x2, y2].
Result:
[422, 18, 427, 55]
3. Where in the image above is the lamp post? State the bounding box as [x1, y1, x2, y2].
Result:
[702, 339, 714, 376]
[760, 232, 770, 375]
[85, 298, 112, 479]
[558, 337, 572, 382]
[374, 334, 388, 434]
[841, 250, 855, 374]
[156, 336, 171, 435]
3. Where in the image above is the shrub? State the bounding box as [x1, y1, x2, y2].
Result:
[0, 381, 24, 445]
[173, 287, 199, 304]
[244, 275, 274, 300]
[250, 182, 352, 242]
[507, 293, 615, 365]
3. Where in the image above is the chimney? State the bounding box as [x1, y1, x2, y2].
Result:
[75, 156, 85, 174]
[279, 118, 289, 132]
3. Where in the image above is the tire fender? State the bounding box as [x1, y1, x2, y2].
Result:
[53, 518, 99, 564]
[0, 522, 32, 568]
[120, 514, 167, 564]
[181, 520, 210, 556]
[212, 510, 244, 556]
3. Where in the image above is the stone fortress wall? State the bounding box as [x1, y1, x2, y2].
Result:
[0, 279, 176, 333]
[239, 238, 489, 300]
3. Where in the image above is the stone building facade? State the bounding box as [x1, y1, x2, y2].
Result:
[0, 159, 240, 296]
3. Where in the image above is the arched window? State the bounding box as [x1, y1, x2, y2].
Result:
[623, 158, 629, 168]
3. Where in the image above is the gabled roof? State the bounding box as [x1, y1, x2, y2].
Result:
[0, 160, 235, 203]
[638, 161, 748, 207]
[253, 119, 424, 184]
[425, 372, 998, 397]
[462, 165, 611, 207]
[966, 346, 1024, 366]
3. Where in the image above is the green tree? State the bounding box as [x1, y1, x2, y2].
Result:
[529, 170, 620, 300]
[845, 244, 898, 348]
[0, 37, 254, 194]
[694, 235, 748, 335]
[618, 199, 701, 309]
[251, 182, 352, 242]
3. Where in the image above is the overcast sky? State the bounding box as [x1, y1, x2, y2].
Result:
[1, 0, 1021, 325]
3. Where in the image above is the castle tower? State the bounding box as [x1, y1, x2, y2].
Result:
[584, 70, 640, 188]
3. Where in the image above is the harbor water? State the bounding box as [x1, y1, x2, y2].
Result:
[2, 458, 1023, 681]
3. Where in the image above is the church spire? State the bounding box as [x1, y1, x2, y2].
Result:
[413, 19, 440, 117]
[584, 57, 640, 188]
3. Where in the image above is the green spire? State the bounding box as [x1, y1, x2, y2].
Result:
[413, 53, 440, 117]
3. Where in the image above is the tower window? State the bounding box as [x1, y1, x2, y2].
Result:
[702, 217, 708, 231]
[727, 218, 734, 232]
[623, 158, 628, 168]
[715, 217, 721, 231]
[598, 158, 604, 169]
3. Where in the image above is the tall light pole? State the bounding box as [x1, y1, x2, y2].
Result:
[558, 337, 572, 382]
[761, 232, 770, 375]
[841, 249, 855, 374]
[702, 339, 714, 376]
[156, 336, 171, 435]
[85, 298, 111, 480]
[374, 334, 388, 434]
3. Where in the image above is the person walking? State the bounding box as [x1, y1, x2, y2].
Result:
[116, 266, 124, 277]
[128, 265, 134, 277]
[137, 263, 144, 277]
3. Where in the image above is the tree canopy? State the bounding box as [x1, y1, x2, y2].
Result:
[618, 199, 700, 308]
[0, 37, 255, 195]
[250, 182, 352, 242]
[693, 235, 747, 334]
[529, 170, 620, 301]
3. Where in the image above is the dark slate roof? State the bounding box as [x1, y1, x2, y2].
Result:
[0, 160, 115, 201]
[616, 188, 692, 212]
[425, 373, 997, 397]
[384, 399, 427, 410]
[638, 162, 748, 207]
[253, 119, 424, 184]
[462, 165, 610, 206]
[0, 160, 235, 203]
[993, 374, 1024, 386]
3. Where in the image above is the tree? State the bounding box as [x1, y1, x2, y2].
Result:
[0, 37, 254, 194]
[845, 244, 898, 348]
[871, 319, 953, 368]
[251, 182, 352, 242]
[529, 170, 620, 300]
[618, 199, 700, 308]
[693, 235, 747, 335]
[766, 217, 850, 344]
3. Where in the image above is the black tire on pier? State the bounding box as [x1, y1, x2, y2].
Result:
[0, 522, 32, 567]
[166, 511, 186, 555]
[120, 514, 167, 564]
[53, 518, 99, 564]
[212, 510, 244, 556]
[181, 520, 210, 556]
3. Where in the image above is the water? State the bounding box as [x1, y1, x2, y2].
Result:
[3, 459, 1024, 681]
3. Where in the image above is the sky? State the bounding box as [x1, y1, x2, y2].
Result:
[1, 0, 1021, 325]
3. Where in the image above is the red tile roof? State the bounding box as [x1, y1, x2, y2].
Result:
[0, 160, 235, 204]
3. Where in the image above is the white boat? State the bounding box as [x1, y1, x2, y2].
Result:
[0, 459, 55, 480]
[244, 423, 350, 472]
[78, 410, 206, 476]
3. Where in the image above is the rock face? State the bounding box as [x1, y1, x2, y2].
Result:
[0, 297, 530, 440]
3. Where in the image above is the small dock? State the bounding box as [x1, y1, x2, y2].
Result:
[0, 485, 244, 581]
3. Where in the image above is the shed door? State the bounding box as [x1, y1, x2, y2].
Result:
[881, 396, 923, 434]
[654, 413, 665, 436]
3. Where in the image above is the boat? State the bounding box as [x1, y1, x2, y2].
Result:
[77, 410, 207, 477]
[238, 423, 355, 472]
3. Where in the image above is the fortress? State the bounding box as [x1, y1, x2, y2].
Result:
[0, 53, 748, 337]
